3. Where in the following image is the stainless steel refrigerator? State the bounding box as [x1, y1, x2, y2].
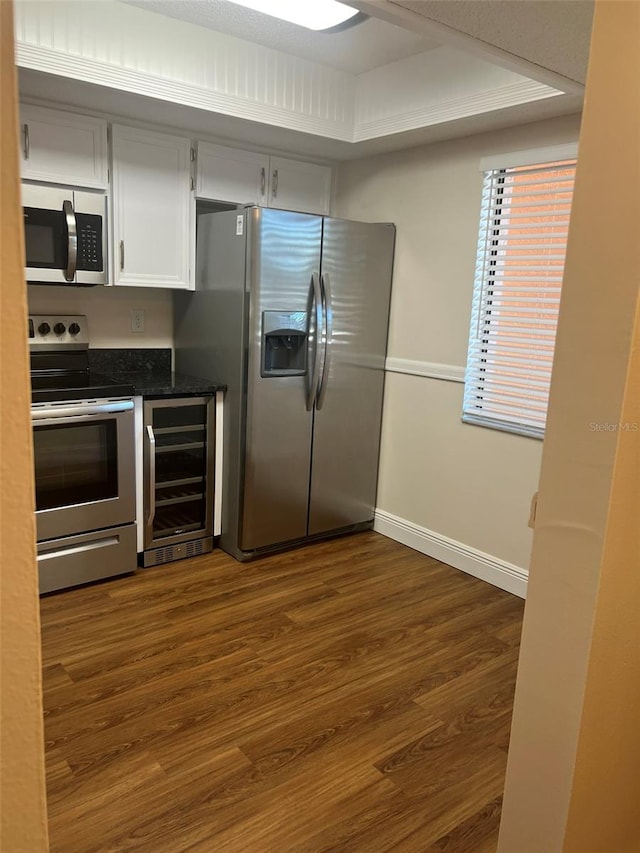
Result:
[174, 206, 395, 560]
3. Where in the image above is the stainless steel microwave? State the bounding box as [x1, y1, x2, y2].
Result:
[22, 184, 107, 286]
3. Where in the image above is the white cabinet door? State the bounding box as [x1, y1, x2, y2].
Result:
[196, 142, 269, 205]
[268, 157, 332, 215]
[19, 104, 108, 189]
[111, 125, 193, 289]
[196, 143, 332, 214]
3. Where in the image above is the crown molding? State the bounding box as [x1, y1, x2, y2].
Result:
[355, 80, 561, 141]
[16, 44, 355, 142]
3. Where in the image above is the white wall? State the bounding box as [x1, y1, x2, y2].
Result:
[27, 285, 173, 349]
[335, 113, 582, 582]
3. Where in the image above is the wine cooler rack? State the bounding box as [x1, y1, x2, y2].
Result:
[142, 396, 215, 567]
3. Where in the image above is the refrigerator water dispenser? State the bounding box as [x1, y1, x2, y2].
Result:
[262, 311, 308, 376]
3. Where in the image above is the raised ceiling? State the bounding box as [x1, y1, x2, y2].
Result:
[391, 0, 593, 83]
[122, 0, 441, 74]
[368, 0, 594, 85]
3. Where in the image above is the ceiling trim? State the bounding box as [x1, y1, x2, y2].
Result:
[354, 80, 562, 141]
[16, 43, 355, 141]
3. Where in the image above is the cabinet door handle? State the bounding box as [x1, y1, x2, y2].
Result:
[272, 168, 278, 198]
[23, 123, 30, 160]
[260, 166, 266, 197]
[146, 424, 157, 535]
[120, 240, 125, 271]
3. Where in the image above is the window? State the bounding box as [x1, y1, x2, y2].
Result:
[463, 144, 578, 438]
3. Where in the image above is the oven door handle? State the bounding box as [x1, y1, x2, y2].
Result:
[146, 424, 156, 532]
[31, 400, 134, 420]
[37, 536, 119, 561]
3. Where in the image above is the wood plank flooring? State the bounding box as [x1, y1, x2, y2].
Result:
[40, 531, 524, 852]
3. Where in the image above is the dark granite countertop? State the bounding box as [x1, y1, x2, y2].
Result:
[88, 348, 225, 398]
[108, 370, 224, 398]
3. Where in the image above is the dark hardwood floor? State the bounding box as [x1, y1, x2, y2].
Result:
[40, 531, 524, 852]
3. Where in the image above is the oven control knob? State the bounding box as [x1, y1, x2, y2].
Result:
[38, 322, 51, 335]
[54, 323, 66, 336]
[68, 323, 81, 336]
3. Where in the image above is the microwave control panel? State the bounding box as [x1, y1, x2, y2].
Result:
[76, 213, 104, 271]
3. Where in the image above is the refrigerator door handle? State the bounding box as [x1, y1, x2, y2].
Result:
[306, 272, 324, 411]
[316, 272, 333, 410]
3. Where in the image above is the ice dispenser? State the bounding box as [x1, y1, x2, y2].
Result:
[262, 311, 308, 377]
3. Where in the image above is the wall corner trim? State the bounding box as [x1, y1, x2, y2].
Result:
[374, 509, 528, 598]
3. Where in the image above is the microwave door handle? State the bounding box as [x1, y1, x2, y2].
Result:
[63, 199, 77, 282]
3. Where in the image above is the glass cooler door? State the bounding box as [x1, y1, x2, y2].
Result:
[143, 397, 214, 549]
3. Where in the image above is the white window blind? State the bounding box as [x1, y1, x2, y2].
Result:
[463, 154, 577, 438]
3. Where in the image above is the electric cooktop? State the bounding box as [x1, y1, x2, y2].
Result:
[29, 313, 135, 404]
[30, 372, 135, 405]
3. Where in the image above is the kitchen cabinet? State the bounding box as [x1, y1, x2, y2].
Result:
[19, 104, 108, 189]
[196, 142, 269, 206]
[196, 143, 331, 215]
[111, 125, 193, 289]
[142, 396, 216, 566]
[267, 156, 332, 215]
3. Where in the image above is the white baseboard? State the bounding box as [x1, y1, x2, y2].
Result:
[373, 509, 528, 598]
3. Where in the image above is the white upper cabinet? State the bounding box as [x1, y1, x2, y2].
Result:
[111, 125, 193, 290]
[268, 157, 332, 215]
[20, 104, 108, 189]
[196, 142, 269, 205]
[196, 143, 332, 215]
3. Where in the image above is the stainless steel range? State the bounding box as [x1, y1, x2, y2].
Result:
[30, 315, 137, 593]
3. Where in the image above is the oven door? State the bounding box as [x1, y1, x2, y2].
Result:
[31, 399, 135, 542]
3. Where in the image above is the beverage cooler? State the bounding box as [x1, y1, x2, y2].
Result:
[142, 396, 215, 566]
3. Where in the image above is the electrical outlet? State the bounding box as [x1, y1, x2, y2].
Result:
[131, 309, 145, 333]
